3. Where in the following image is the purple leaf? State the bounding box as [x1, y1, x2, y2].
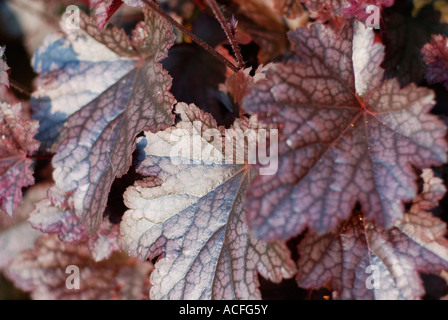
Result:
[297, 169, 448, 300]
[243, 21, 447, 240]
[31, 10, 176, 235]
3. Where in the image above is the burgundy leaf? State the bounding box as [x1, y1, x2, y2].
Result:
[297, 169, 448, 300]
[0, 102, 40, 216]
[5, 235, 152, 300]
[421, 34, 448, 90]
[31, 10, 176, 234]
[121, 103, 296, 299]
[243, 21, 447, 240]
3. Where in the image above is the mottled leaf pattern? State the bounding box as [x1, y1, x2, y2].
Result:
[0, 102, 40, 216]
[32, 9, 176, 234]
[297, 169, 448, 300]
[121, 103, 296, 300]
[243, 22, 447, 240]
[5, 235, 152, 300]
[421, 34, 448, 90]
[2, 0, 448, 301]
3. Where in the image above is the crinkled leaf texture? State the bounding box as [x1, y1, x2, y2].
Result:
[243, 21, 447, 240]
[31, 9, 176, 234]
[297, 169, 448, 300]
[29, 185, 121, 262]
[0, 102, 40, 216]
[121, 103, 296, 300]
[421, 34, 448, 90]
[5, 235, 152, 300]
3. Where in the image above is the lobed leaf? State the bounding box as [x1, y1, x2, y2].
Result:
[243, 21, 447, 240]
[121, 103, 296, 299]
[31, 9, 176, 234]
[297, 169, 448, 300]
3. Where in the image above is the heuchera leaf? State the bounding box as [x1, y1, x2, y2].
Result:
[29, 185, 121, 262]
[0, 46, 9, 87]
[297, 169, 448, 300]
[243, 21, 447, 240]
[421, 34, 448, 90]
[31, 9, 176, 234]
[0, 102, 40, 216]
[5, 235, 152, 300]
[121, 103, 296, 299]
[0, 183, 49, 269]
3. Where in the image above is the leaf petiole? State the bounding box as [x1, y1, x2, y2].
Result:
[142, 0, 239, 73]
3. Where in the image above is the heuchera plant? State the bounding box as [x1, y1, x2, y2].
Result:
[1, 0, 448, 300]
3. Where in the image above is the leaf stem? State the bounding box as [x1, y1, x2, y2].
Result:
[205, 0, 245, 69]
[9, 79, 32, 98]
[142, 0, 239, 73]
